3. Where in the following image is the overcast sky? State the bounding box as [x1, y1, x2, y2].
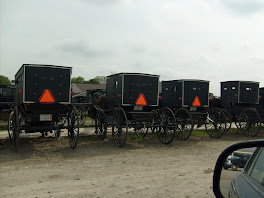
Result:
[1, 0, 264, 95]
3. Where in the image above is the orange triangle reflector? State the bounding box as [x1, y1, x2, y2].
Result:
[135, 93, 147, 106]
[39, 89, 55, 104]
[192, 96, 201, 107]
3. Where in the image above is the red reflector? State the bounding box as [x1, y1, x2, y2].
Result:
[159, 96, 162, 100]
[179, 97, 182, 101]
[39, 89, 55, 104]
[71, 91, 75, 96]
[135, 93, 147, 106]
[235, 94, 238, 98]
[118, 94, 122, 99]
[18, 90, 23, 94]
[259, 96, 262, 99]
[192, 96, 201, 107]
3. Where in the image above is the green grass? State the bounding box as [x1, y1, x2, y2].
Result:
[191, 130, 208, 137]
[85, 117, 92, 120]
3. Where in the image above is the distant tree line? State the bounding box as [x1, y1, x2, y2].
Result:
[0, 74, 106, 85]
[0, 75, 12, 85]
[71, 76, 106, 84]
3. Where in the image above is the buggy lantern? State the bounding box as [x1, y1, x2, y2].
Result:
[135, 93, 147, 106]
[39, 89, 55, 104]
[192, 96, 201, 107]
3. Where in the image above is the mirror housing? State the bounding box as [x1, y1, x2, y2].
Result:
[213, 140, 264, 198]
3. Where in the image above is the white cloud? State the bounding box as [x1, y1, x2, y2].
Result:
[1, 0, 264, 95]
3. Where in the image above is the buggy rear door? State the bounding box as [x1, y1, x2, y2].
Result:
[183, 81, 209, 107]
[123, 75, 158, 106]
[239, 82, 259, 104]
[25, 66, 71, 103]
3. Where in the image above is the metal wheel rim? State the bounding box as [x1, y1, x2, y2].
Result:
[112, 108, 128, 147]
[238, 108, 261, 137]
[55, 129, 61, 140]
[222, 109, 232, 132]
[174, 108, 193, 140]
[205, 108, 226, 138]
[68, 108, 79, 149]
[78, 107, 86, 126]
[95, 110, 106, 140]
[156, 107, 176, 144]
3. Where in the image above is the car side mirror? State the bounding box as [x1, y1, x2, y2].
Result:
[213, 140, 264, 198]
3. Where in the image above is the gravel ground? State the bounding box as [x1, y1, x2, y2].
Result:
[0, 128, 263, 198]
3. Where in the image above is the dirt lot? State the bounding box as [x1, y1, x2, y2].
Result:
[0, 129, 263, 198]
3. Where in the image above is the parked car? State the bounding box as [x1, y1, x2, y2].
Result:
[223, 151, 252, 171]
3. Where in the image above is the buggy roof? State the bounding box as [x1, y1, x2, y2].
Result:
[15, 64, 72, 77]
[107, 73, 159, 78]
[0, 85, 15, 88]
[221, 80, 259, 84]
[162, 79, 209, 83]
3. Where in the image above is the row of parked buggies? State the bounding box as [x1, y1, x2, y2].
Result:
[0, 64, 263, 151]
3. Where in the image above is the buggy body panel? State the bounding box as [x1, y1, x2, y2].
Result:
[221, 81, 259, 115]
[0, 85, 15, 108]
[0, 85, 15, 113]
[259, 87, 264, 106]
[14, 64, 72, 131]
[162, 79, 209, 108]
[15, 64, 72, 105]
[0, 85, 15, 102]
[106, 73, 159, 108]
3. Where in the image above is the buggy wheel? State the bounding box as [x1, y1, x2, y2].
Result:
[238, 108, 261, 137]
[205, 108, 226, 138]
[222, 109, 232, 132]
[112, 107, 128, 147]
[8, 108, 20, 151]
[8, 111, 14, 140]
[174, 108, 194, 140]
[95, 109, 107, 140]
[150, 110, 159, 134]
[68, 107, 79, 149]
[134, 123, 148, 138]
[155, 107, 176, 144]
[78, 107, 86, 126]
[55, 129, 61, 140]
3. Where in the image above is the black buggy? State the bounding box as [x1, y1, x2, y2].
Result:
[8, 64, 79, 151]
[162, 79, 227, 140]
[0, 85, 15, 122]
[217, 81, 261, 136]
[92, 73, 177, 147]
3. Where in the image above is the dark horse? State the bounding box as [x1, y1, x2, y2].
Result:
[91, 93, 107, 109]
